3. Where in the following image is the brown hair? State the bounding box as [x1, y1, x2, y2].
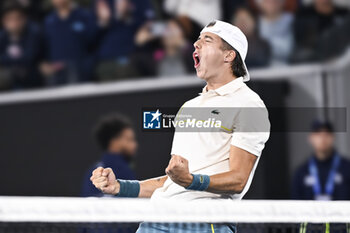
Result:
[220, 39, 247, 78]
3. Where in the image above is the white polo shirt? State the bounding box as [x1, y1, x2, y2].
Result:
[151, 77, 270, 201]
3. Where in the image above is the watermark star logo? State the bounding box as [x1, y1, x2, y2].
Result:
[143, 109, 162, 129]
[142, 108, 223, 131]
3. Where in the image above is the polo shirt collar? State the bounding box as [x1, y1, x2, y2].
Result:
[201, 77, 244, 96]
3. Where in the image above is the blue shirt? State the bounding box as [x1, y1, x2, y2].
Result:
[291, 152, 350, 200]
[44, 7, 97, 61]
[44, 7, 98, 82]
[81, 153, 136, 197]
[0, 23, 43, 88]
[94, 0, 154, 60]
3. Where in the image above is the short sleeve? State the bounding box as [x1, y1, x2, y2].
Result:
[231, 99, 270, 157]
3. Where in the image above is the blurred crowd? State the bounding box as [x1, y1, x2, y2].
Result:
[0, 0, 349, 91]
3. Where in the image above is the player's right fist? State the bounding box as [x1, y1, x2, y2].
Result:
[90, 167, 120, 195]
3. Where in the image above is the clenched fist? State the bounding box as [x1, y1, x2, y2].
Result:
[165, 155, 193, 187]
[90, 167, 120, 195]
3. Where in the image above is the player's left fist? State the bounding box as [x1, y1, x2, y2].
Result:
[165, 155, 193, 187]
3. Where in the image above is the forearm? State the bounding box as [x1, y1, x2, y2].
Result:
[206, 171, 247, 194]
[180, 170, 247, 195]
[138, 176, 168, 198]
[205, 147, 257, 194]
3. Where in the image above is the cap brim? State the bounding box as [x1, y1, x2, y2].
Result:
[242, 61, 250, 82]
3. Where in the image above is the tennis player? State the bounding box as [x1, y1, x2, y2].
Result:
[90, 20, 270, 233]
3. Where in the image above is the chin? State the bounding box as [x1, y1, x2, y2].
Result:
[196, 69, 206, 80]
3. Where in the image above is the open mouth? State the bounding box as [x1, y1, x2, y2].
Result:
[193, 52, 201, 68]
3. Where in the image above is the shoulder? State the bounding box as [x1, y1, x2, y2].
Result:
[90, 160, 104, 171]
[338, 156, 350, 180]
[235, 83, 267, 108]
[282, 12, 294, 23]
[334, 7, 349, 15]
[0, 30, 6, 40]
[340, 156, 350, 168]
[182, 95, 202, 107]
[294, 159, 310, 178]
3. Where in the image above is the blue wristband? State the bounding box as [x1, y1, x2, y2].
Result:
[185, 174, 210, 191]
[115, 180, 140, 197]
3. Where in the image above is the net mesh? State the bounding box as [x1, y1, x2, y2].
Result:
[0, 197, 349, 233]
[1, 223, 350, 233]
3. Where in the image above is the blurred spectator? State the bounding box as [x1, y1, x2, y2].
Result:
[82, 114, 137, 197]
[0, 2, 43, 90]
[164, 0, 222, 27]
[134, 18, 194, 77]
[16, 0, 48, 22]
[291, 121, 350, 200]
[314, 13, 350, 61]
[41, 0, 96, 86]
[148, 0, 167, 19]
[283, 0, 299, 12]
[156, 19, 193, 76]
[232, 7, 271, 68]
[222, 0, 246, 22]
[293, 0, 349, 62]
[247, 0, 299, 13]
[257, 0, 294, 65]
[94, 0, 154, 82]
[163, 0, 222, 42]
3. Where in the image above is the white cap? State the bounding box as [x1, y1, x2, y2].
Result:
[201, 20, 250, 82]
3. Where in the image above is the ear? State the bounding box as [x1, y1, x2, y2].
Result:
[224, 50, 236, 63]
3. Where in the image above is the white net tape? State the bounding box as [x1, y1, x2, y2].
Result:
[0, 197, 350, 223]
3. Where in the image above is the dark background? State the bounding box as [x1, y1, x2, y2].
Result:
[0, 80, 288, 198]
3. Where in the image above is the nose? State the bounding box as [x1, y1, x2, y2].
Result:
[193, 40, 201, 49]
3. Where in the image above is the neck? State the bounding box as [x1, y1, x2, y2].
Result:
[10, 32, 21, 41]
[315, 149, 334, 161]
[166, 46, 179, 56]
[105, 151, 133, 163]
[206, 69, 237, 91]
[264, 12, 282, 21]
[107, 148, 122, 155]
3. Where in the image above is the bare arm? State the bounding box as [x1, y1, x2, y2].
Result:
[139, 176, 168, 197]
[90, 167, 167, 198]
[166, 145, 257, 195]
[91, 146, 256, 197]
[207, 146, 257, 194]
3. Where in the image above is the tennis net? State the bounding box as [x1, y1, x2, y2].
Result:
[0, 197, 349, 233]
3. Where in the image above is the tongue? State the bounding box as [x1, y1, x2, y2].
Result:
[194, 56, 200, 68]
